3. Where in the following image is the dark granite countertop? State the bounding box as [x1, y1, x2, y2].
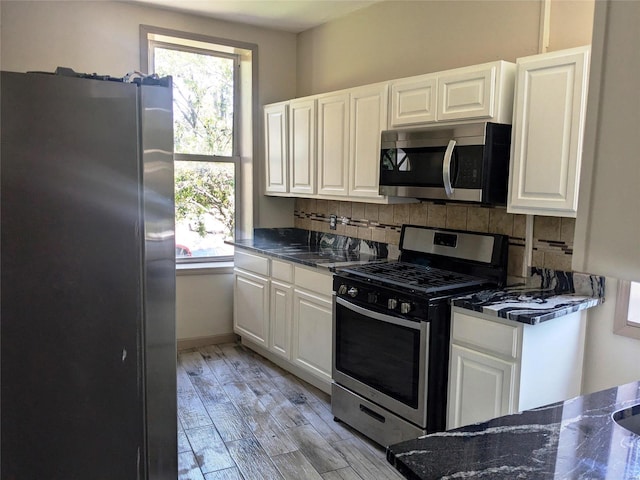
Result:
[387, 381, 640, 480]
[227, 228, 388, 270]
[451, 268, 606, 325]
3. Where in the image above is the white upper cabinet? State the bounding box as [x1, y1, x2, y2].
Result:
[508, 46, 590, 217]
[389, 74, 437, 127]
[265, 60, 516, 201]
[264, 102, 288, 194]
[289, 98, 317, 195]
[389, 61, 515, 128]
[349, 83, 389, 198]
[317, 93, 350, 196]
[437, 61, 516, 123]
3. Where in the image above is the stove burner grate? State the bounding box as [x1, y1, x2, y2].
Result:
[339, 261, 488, 294]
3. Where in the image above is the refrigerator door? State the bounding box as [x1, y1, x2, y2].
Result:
[140, 82, 178, 479]
[1, 71, 176, 479]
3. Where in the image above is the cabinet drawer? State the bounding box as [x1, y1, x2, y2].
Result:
[294, 266, 333, 297]
[234, 250, 269, 276]
[451, 311, 520, 359]
[272, 259, 293, 283]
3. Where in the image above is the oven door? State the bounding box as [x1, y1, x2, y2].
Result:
[332, 296, 429, 427]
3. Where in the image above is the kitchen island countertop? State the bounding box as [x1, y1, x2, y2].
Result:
[387, 380, 640, 480]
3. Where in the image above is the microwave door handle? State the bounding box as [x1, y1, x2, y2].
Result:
[443, 139, 457, 198]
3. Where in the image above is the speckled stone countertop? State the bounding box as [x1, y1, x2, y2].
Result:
[451, 268, 606, 325]
[227, 228, 388, 270]
[387, 381, 640, 480]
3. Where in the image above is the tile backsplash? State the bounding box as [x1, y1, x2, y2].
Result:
[293, 198, 576, 280]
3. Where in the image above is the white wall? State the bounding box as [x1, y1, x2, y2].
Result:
[582, 278, 640, 393]
[573, 0, 640, 393]
[176, 270, 234, 341]
[0, 0, 298, 341]
[296, 0, 594, 96]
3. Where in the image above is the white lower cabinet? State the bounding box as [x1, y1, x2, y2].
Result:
[291, 288, 333, 383]
[233, 269, 269, 347]
[269, 280, 292, 360]
[233, 250, 333, 392]
[447, 307, 586, 429]
[448, 344, 516, 428]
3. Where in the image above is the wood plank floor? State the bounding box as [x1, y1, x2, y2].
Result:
[177, 342, 404, 480]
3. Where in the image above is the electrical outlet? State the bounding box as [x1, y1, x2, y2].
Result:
[329, 214, 337, 230]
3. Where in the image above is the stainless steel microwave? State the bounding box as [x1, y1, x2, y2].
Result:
[379, 122, 511, 205]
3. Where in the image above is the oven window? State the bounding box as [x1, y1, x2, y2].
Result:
[335, 303, 421, 408]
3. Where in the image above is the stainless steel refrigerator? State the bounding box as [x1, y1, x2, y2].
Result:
[1, 69, 177, 479]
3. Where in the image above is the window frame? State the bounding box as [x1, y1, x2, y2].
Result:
[614, 280, 640, 340]
[143, 29, 245, 264]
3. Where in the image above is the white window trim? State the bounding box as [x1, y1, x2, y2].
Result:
[613, 280, 640, 340]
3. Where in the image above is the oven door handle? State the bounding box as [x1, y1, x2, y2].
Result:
[336, 297, 421, 330]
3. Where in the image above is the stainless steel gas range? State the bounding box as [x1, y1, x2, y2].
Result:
[331, 225, 508, 447]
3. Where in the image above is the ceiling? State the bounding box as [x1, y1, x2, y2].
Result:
[130, 0, 382, 33]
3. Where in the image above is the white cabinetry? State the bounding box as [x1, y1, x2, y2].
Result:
[317, 93, 350, 196]
[289, 98, 316, 195]
[233, 251, 270, 347]
[291, 266, 333, 384]
[507, 46, 590, 217]
[389, 74, 437, 127]
[264, 60, 514, 202]
[264, 102, 288, 194]
[447, 307, 586, 429]
[233, 250, 333, 393]
[439, 62, 515, 123]
[389, 61, 516, 128]
[349, 83, 389, 198]
[269, 259, 293, 360]
[449, 345, 516, 426]
[270, 281, 292, 358]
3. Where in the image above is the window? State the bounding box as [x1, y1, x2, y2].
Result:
[614, 280, 640, 339]
[144, 28, 250, 263]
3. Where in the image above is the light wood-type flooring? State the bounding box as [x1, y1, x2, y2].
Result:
[177, 342, 404, 480]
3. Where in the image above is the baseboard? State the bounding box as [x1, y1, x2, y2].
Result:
[240, 338, 332, 395]
[177, 333, 239, 351]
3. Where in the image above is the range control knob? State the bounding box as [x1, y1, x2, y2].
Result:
[400, 302, 412, 314]
[347, 287, 359, 298]
[367, 292, 378, 304]
[388, 298, 398, 310]
[338, 284, 348, 295]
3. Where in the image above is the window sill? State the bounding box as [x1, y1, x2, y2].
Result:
[176, 261, 234, 276]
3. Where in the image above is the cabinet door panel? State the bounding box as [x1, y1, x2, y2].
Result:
[447, 344, 516, 429]
[289, 99, 316, 195]
[233, 270, 269, 347]
[317, 93, 349, 196]
[508, 49, 589, 216]
[270, 280, 292, 360]
[437, 66, 495, 121]
[390, 75, 437, 126]
[350, 84, 387, 198]
[264, 103, 288, 194]
[291, 289, 332, 381]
